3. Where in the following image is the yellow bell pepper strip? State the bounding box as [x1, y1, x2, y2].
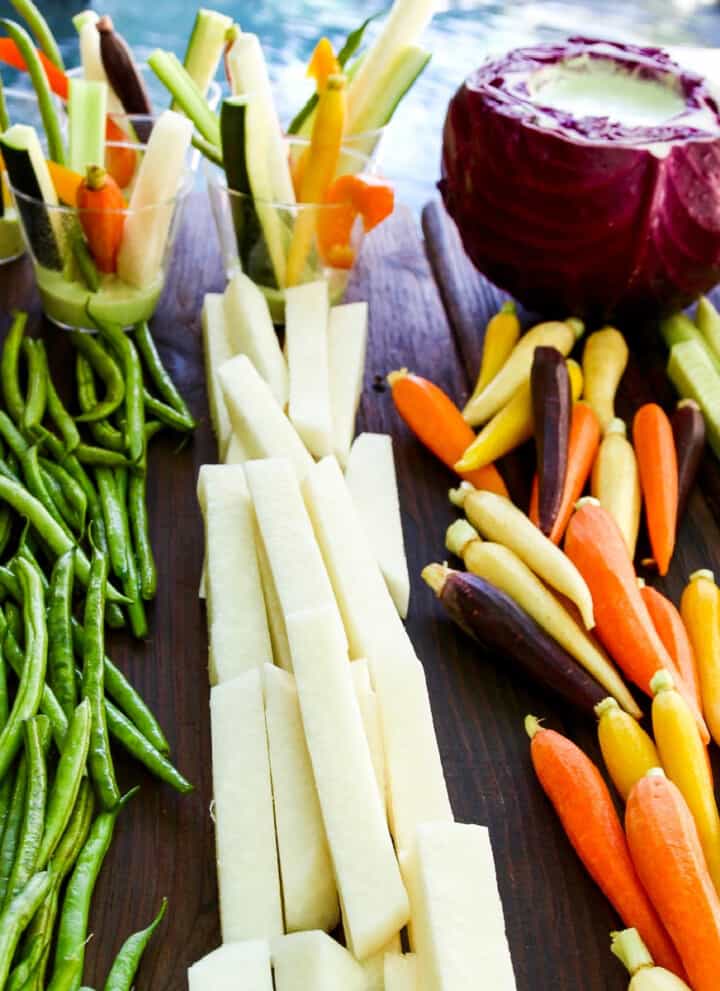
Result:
[469, 301, 521, 402]
[286, 73, 347, 286]
[47, 161, 84, 207]
[582, 326, 629, 430]
[446, 520, 640, 716]
[611, 929, 693, 991]
[307, 37, 341, 90]
[595, 696, 660, 802]
[316, 173, 394, 270]
[651, 668, 720, 892]
[462, 317, 584, 427]
[456, 358, 582, 472]
[591, 418, 642, 559]
[681, 569, 720, 746]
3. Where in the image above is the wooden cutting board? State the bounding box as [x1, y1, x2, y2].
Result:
[2, 191, 716, 990]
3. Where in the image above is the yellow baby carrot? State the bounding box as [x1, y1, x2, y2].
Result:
[595, 697, 660, 802]
[681, 569, 720, 746]
[469, 301, 521, 401]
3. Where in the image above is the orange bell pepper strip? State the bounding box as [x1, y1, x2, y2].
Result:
[0, 37, 68, 99]
[317, 173, 395, 269]
[47, 161, 83, 206]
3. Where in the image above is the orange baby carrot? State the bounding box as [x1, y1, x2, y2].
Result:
[526, 717, 683, 975]
[626, 769, 720, 991]
[565, 499, 710, 743]
[641, 584, 702, 713]
[530, 401, 600, 544]
[633, 404, 678, 576]
[387, 369, 508, 497]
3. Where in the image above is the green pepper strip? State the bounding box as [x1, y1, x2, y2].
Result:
[103, 898, 167, 991]
[0, 870, 54, 990]
[70, 332, 125, 424]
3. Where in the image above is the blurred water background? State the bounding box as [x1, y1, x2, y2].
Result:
[2, 0, 720, 209]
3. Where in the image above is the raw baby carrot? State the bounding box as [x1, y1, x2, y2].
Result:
[681, 569, 720, 746]
[387, 369, 508, 496]
[595, 697, 660, 802]
[468, 301, 521, 401]
[526, 718, 682, 975]
[611, 929, 692, 990]
[626, 769, 720, 991]
[76, 166, 126, 274]
[633, 404, 678, 576]
[641, 584, 701, 713]
[671, 399, 705, 528]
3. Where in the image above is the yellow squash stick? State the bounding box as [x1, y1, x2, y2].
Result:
[651, 668, 720, 893]
[286, 73, 346, 286]
[591, 418, 642, 559]
[446, 520, 641, 717]
[582, 326, 629, 429]
[681, 569, 720, 746]
[457, 359, 582, 472]
[468, 301, 521, 402]
[595, 697, 660, 802]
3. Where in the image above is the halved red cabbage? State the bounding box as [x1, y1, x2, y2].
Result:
[440, 39, 720, 320]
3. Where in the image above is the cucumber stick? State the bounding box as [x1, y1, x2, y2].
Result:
[667, 339, 720, 458]
[73, 10, 125, 117]
[148, 49, 220, 147]
[180, 8, 233, 97]
[116, 110, 193, 289]
[68, 78, 107, 174]
[661, 312, 720, 374]
[349, 44, 431, 134]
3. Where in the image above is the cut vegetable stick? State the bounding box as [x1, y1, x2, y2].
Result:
[285, 281, 333, 458]
[180, 8, 233, 96]
[272, 932, 367, 991]
[197, 466, 272, 683]
[223, 271, 288, 408]
[346, 433, 410, 618]
[406, 822, 516, 990]
[224, 432, 250, 465]
[254, 521, 293, 671]
[188, 941, 273, 991]
[210, 670, 283, 942]
[219, 355, 314, 480]
[285, 604, 409, 959]
[263, 664, 339, 933]
[328, 301, 368, 467]
[245, 458, 341, 634]
[117, 110, 193, 289]
[202, 293, 233, 459]
[384, 953, 418, 991]
[75, 9, 125, 116]
[360, 935, 402, 991]
[68, 78, 107, 175]
[351, 658, 387, 811]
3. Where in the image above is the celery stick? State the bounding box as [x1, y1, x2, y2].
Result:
[668, 339, 720, 458]
[10, 0, 64, 70]
[148, 49, 221, 148]
[0, 75, 10, 133]
[660, 311, 720, 374]
[696, 297, 720, 362]
[68, 79, 107, 174]
[348, 44, 430, 134]
[180, 9, 233, 97]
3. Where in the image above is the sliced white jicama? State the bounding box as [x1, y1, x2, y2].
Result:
[351, 659, 386, 811]
[210, 670, 283, 942]
[224, 432, 251, 465]
[202, 294, 233, 459]
[197, 465, 272, 682]
[272, 932, 366, 991]
[285, 281, 333, 459]
[328, 301, 368, 467]
[254, 523, 292, 671]
[346, 433, 410, 618]
[219, 355, 314, 481]
[384, 953, 418, 991]
[223, 272, 288, 407]
[360, 934, 402, 991]
[245, 458, 340, 629]
[263, 664, 338, 933]
[188, 941, 273, 991]
[117, 110, 193, 289]
[406, 823, 517, 990]
[73, 10, 125, 117]
[285, 604, 409, 960]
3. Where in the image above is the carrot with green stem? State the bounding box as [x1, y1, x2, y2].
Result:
[641, 584, 701, 713]
[626, 769, 720, 991]
[526, 718, 683, 975]
[633, 404, 678, 576]
[681, 569, 720, 746]
[76, 166, 126, 274]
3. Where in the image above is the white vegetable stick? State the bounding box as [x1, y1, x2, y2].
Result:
[188, 941, 273, 991]
[351, 659, 386, 812]
[406, 823, 517, 991]
[224, 272, 288, 408]
[272, 932, 366, 991]
[245, 458, 341, 631]
[384, 953, 418, 991]
[254, 523, 293, 671]
[117, 110, 193, 289]
[346, 433, 410, 618]
[224, 432, 251, 465]
[219, 355, 314, 481]
[285, 605, 409, 959]
[360, 934, 402, 991]
[197, 466, 272, 682]
[76, 11, 125, 116]
[368, 654, 453, 857]
[202, 294, 233, 459]
[328, 302, 368, 467]
[285, 282, 333, 459]
[263, 664, 339, 933]
[210, 670, 283, 942]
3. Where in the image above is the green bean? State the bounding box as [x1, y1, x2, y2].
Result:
[103, 897, 167, 991]
[5, 450, 19, 477]
[127, 471, 156, 600]
[82, 546, 120, 810]
[3, 716, 50, 909]
[51, 788, 137, 988]
[36, 433, 107, 556]
[0, 74, 9, 133]
[40, 466, 82, 536]
[1, 311, 28, 426]
[98, 322, 146, 466]
[0, 760, 25, 905]
[46, 956, 82, 991]
[0, 637, 8, 731]
[5, 600, 23, 648]
[104, 700, 191, 793]
[0, 559, 47, 782]
[37, 700, 91, 869]
[47, 551, 77, 722]
[134, 320, 194, 419]
[75, 443, 132, 468]
[16, 541, 48, 590]
[75, 355, 126, 453]
[0, 455, 21, 484]
[72, 232, 100, 293]
[145, 420, 164, 443]
[20, 446, 74, 541]
[0, 568, 20, 602]
[0, 869, 53, 990]
[94, 468, 128, 583]
[70, 333, 125, 423]
[9, 0, 64, 69]
[21, 340, 47, 438]
[41, 459, 87, 535]
[114, 469, 147, 638]
[143, 390, 196, 432]
[0, 507, 12, 558]
[0, 410, 28, 461]
[43, 360, 81, 455]
[2, 619, 68, 749]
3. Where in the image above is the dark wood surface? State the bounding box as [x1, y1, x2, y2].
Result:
[2, 191, 717, 989]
